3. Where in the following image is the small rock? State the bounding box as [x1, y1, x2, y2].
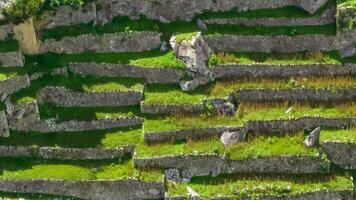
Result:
[159, 16, 170, 23]
[160, 41, 168, 52]
[197, 19, 207, 30]
[187, 186, 201, 200]
[180, 79, 199, 91]
[213, 100, 236, 116]
[303, 127, 321, 147]
[285, 106, 293, 114]
[165, 168, 182, 182]
[220, 130, 246, 147]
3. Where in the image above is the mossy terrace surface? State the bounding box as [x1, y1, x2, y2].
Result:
[0, 0, 355, 199]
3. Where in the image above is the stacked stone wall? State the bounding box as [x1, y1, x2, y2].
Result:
[0, 75, 30, 95]
[321, 142, 356, 169]
[0, 51, 24, 67]
[36, 86, 143, 107]
[0, 24, 13, 40]
[0, 145, 134, 160]
[39, 32, 162, 54]
[69, 63, 185, 84]
[0, 180, 165, 200]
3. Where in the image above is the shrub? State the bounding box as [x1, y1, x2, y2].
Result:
[2, 0, 44, 24]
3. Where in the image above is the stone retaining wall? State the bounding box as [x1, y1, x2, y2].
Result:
[145, 127, 242, 144]
[145, 117, 356, 143]
[0, 75, 30, 95]
[69, 62, 185, 84]
[0, 145, 134, 160]
[0, 50, 24, 67]
[36, 2, 96, 29]
[213, 63, 356, 79]
[141, 102, 205, 115]
[134, 154, 329, 180]
[321, 142, 356, 169]
[39, 32, 161, 54]
[0, 111, 9, 137]
[8, 115, 142, 133]
[234, 88, 356, 103]
[204, 7, 336, 26]
[37, 86, 143, 107]
[205, 34, 338, 53]
[0, 24, 13, 40]
[0, 179, 165, 200]
[95, 0, 328, 23]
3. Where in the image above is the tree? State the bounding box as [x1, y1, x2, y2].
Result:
[2, 0, 44, 24]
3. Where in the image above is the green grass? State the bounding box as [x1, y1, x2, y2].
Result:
[209, 51, 342, 66]
[0, 158, 162, 182]
[24, 51, 185, 72]
[228, 133, 318, 160]
[2, 128, 141, 149]
[129, 51, 185, 68]
[136, 138, 225, 158]
[136, 132, 318, 159]
[167, 175, 352, 198]
[320, 129, 356, 143]
[174, 32, 197, 43]
[144, 103, 356, 132]
[144, 84, 208, 105]
[40, 13, 336, 42]
[143, 77, 356, 105]
[0, 39, 19, 53]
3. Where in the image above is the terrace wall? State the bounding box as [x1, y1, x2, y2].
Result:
[205, 34, 338, 53]
[134, 154, 330, 180]
[0, 75, 30, 95]
[36, 2, 96, 29]
[0, 51, 24, 67]
[140, 102, 205, 115]
[0, 145, 133, 160]
[0, 24, 13, 41]
[213, 63, 356, 79]
[234, 88, 356, 103]
[95, 0, 328, 23]
[145, 117, 356, 143]
[0, 180, 165, 200]
[204, 7, 336, 26]
[0, 111, 9, 137]
[8, 115, 142, 133]
[36, 86, 143, 107]
[321, 142, 356, 169]
[69, 63, 185, 84]
[39, 32, 162, 54]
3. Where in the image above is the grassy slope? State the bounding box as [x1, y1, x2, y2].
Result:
[0, 158, 162, 182]
[320, 129, 356, 143]
[167, 175, 352, 198]
[144, 77, 356, 105]
[136, 132, 319, 159]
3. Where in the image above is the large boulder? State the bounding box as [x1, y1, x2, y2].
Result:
[170, 32, 212, 77]
[220, 130, 246, 147]
[212, 100, 236, 116]
[0, 111, 9, 137]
